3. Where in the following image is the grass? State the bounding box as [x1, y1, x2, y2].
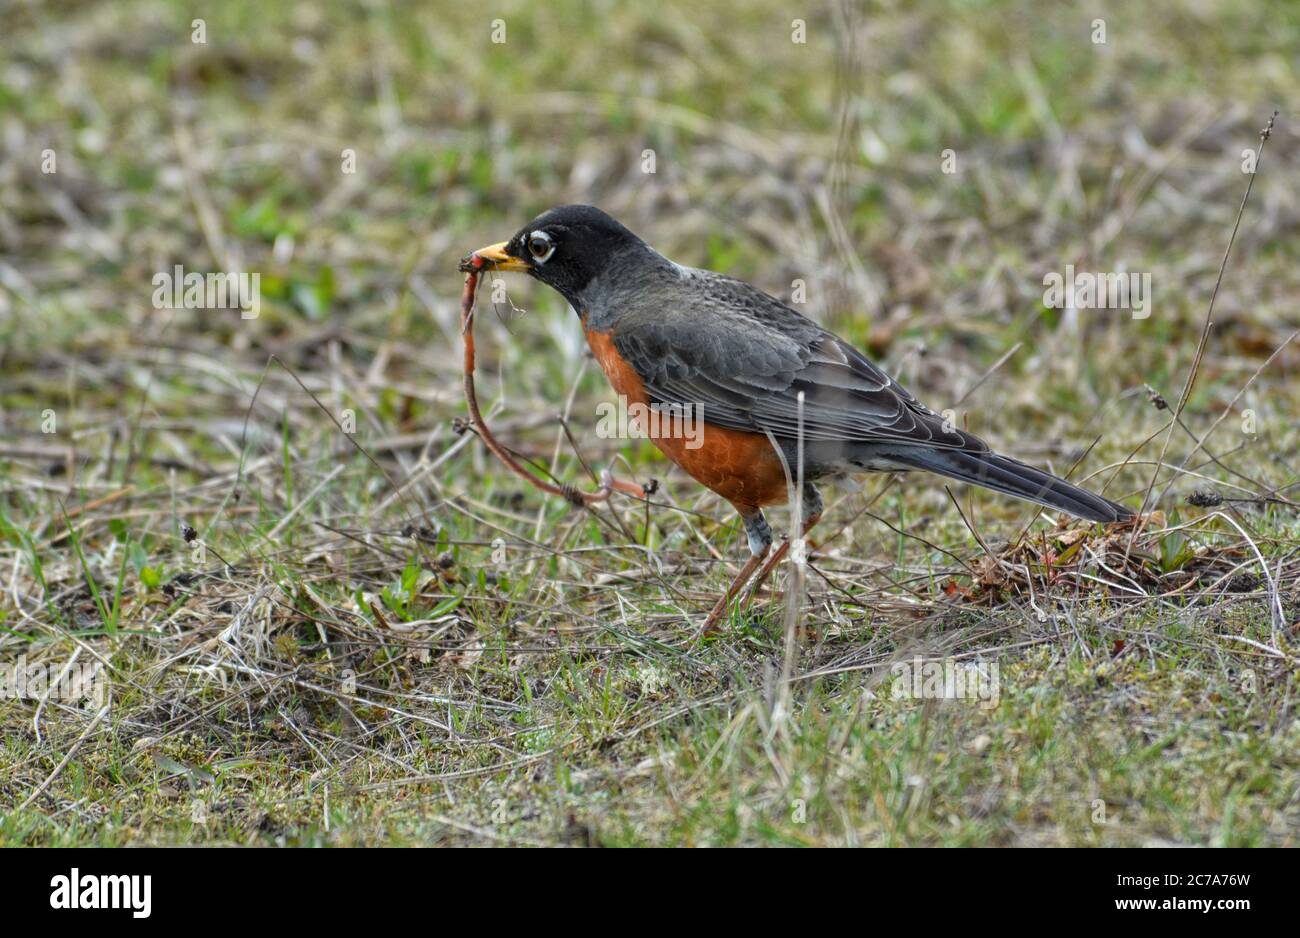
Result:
[1, 0, 1298, 846]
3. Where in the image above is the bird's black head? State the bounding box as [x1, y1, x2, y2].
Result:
[462, 205, 647, 309]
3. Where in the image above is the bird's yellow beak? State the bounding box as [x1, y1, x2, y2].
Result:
[467, 241, 531, 273]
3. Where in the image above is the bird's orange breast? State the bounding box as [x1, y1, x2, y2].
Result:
[584, 327, 789, 513]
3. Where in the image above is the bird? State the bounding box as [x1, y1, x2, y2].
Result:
[463, 204, 1133, 631]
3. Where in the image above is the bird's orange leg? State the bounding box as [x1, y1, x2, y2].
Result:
[697, 509, 774, 634]
[699, 543, 771, 634]
[746, 510, 822, 601]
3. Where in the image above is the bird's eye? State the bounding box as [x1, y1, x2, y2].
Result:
[526, 231, 554, 262]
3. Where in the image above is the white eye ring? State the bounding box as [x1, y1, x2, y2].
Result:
[526, 230, 555, 263]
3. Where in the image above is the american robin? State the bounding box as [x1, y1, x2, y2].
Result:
[463, 204, 1132, 630]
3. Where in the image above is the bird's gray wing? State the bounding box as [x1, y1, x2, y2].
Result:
[610, 272, 987, 452]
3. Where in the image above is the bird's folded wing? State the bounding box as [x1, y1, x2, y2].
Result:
[612, 308, 986, 452]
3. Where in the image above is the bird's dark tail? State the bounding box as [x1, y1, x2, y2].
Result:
[890, 448, 1132, 523]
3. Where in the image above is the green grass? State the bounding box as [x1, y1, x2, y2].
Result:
[0, 0, 1298, 846]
